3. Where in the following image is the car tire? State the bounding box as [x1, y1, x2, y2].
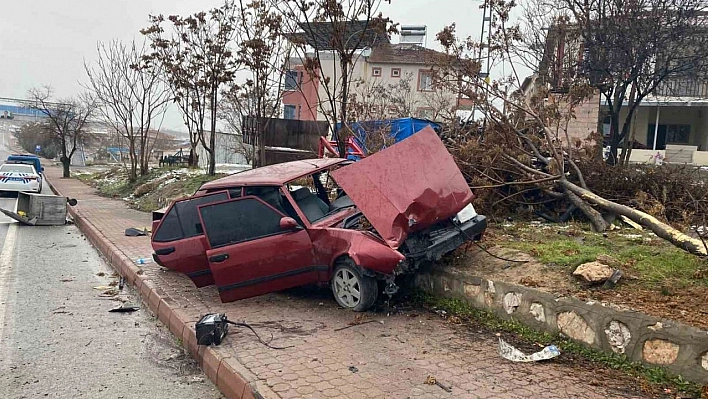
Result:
[331, 258, 378, 312]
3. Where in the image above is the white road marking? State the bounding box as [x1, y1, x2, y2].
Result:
[0, 198, 18, 342]
[0, 222, 18, 340]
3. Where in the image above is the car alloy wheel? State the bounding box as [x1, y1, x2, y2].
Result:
[331, 259, 378, 311]
[334, 268, 361, 308]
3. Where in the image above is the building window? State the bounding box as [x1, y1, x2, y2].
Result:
[391, 68, 401, 78]
[416, 107, 435, 120]
[418, 70, 434, 91]
[372, 67, 382, 77]
[647, 124, 690, 150]
[284, 105, 297, 120]
[284, 70, 299, 90]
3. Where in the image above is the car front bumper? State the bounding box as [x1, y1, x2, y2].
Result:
[406, 215, 488, 263]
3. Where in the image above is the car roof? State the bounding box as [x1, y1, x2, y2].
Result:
[201, 158, 347, 189]
[8, 154, 40, 159]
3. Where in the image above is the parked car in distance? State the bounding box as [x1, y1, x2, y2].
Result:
[151, 127, 487, 311]
[7, 154, 43, 191]
[0, 162, 41, 193]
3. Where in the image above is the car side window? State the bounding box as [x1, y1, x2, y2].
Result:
[175, 192, 229, 238]
[199, 197, 285, 248]
[152, 191, 229, 242]
[153, 208, 183, 242]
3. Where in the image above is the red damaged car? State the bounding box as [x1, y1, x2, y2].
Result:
[150, 127, 486, 311]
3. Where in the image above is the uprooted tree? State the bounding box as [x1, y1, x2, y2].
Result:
[434, 1, 707, 256]
[28, 86, 96, 178]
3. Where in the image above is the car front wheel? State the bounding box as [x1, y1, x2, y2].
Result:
[331, 259, 378, 311]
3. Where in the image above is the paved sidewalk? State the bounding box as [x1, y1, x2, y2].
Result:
[46, 166, 643, 399]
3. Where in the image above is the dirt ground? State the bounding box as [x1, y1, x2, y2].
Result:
[446, 224, 708, 331]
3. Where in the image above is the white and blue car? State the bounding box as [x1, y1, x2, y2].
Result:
[0, 162, 41, 193]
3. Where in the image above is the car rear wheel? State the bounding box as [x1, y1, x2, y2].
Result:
[331, 259, 377, 312]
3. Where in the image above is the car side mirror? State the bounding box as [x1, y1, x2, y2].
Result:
[41, 167, 45, 172]
[279, 217, 299, 230]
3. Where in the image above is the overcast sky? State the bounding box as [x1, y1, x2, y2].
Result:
[0, 0, 487, 131]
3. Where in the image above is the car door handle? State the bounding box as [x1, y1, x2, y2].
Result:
[209, 254, 229, 263]
[154, 247, 175, 256]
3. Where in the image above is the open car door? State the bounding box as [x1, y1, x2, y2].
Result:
[198, 196, 318, 303]
[151, 191, 230, 287]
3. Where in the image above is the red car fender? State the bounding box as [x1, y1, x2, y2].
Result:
[310, 228, 405, 279]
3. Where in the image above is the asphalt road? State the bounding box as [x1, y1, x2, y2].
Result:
[0, 128, 222, 398]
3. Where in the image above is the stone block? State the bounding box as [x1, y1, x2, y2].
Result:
[503, 292, 522, 314]
[557, 311, 595, 345]
[643, 339, 680, 365]
[604, 320, 631, 354]
[530, 303, 546, 323]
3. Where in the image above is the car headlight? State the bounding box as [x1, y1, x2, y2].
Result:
[454, 203, 478, 224]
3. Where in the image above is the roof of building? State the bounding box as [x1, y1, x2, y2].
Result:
[200, 158, 347, 188]
[288, 20, 390, 51]
[367, 44, 450, 65]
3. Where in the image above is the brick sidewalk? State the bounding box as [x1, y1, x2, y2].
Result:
[46, 166, 643, 399]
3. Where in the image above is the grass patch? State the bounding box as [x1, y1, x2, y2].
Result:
[498, 222, 706, 287]
[412, 291, 704, 398]
[74, 166, 227, 212]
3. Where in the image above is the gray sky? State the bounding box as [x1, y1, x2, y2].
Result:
[0, 0, 485, 131]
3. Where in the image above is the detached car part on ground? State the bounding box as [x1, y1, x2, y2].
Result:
[150, 127, 487, 311]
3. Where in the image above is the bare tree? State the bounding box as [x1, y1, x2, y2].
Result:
[226, 0, 291, 167]
[142, 1, 240, 175]
[273, 0, 396, 156]
[28, 86, 96, 178]
[518, 0, 708, 165]
[435, 2, 707, 256]
[84, 39, 171, 181]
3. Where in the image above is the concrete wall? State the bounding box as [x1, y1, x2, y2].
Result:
[314, 53, 458, 123]
[551, 93, 601, 143]
[197, 132, 248, 168]
[415, 268, 708, 384]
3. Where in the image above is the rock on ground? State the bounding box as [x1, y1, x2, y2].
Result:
[573, 261, 614, 283]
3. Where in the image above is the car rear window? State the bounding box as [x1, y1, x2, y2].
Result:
[153, 191, 229, 242]
[0, 164, 35, 174]
[199, 197, 283, 248]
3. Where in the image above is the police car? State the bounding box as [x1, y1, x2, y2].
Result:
[0, 162, 41, 193]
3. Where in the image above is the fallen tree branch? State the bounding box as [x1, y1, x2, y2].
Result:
[560, 180, 708, 256]
[565, 190, 609, 232]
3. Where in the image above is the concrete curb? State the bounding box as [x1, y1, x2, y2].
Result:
[46, 175, 267, 399]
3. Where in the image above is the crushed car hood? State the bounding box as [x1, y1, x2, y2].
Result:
[331, 126, 473, 249]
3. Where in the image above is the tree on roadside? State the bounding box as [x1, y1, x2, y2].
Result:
[434, 2, 707, 256]
[517, 0, 708, 165]
[28, 86, 96, 178]
[220, 0, 291, 167]
[84, 39, 171, 181]
[141, 1, 240, 175]
[273, 0, 396, 156]
[14, 122, 58, 159]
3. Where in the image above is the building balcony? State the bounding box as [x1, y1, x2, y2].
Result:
[654, 77, 708, 98]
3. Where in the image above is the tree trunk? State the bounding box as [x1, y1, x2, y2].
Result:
[60, 156, 71, 178]
[559, 180, 708, 256]
[337, 61, 350, 157]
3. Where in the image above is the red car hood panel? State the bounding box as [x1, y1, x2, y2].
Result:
[331, 126, 472, 249]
